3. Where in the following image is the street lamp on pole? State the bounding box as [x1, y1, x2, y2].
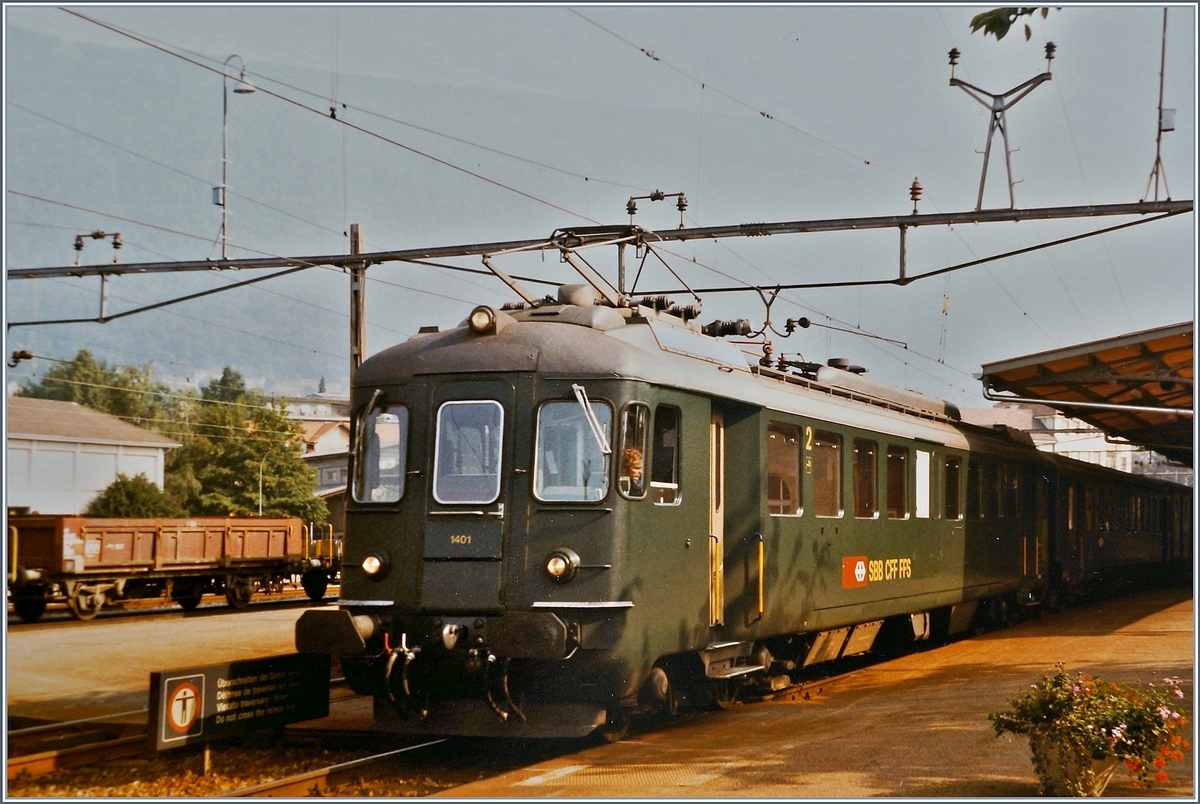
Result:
[258, 448, 274, 517]
[217, 55, 256, 261]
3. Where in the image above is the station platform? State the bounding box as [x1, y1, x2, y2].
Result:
[435, 587, 1194, 798]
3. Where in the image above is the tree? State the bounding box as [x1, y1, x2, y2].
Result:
[85, 473, 185, 518]
[202, 367, 248, 403]
[318, 377, 326, 394]
[970, 7, 1057, 41]
[170, 367, 327, 524]
[18, 349, 181, 433]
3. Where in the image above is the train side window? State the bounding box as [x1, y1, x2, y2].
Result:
[1001, 465, 1018, 519]
[651, 406, 681, 505]
[353, 405, 408, 504]
[983, 462, 999, 519]
[967, 459, 982, 519]
[886, 446, 908, 519]
[853, 439, 878, 518]
[915, 450, 931, 519]
[618, 403, 650, 500]
[768, 422, 802, 516]
[943, 457, 962, 520]
[811, 429, 842, 517]
[432, 400, 504, 505]
[533, 399, 613, 502]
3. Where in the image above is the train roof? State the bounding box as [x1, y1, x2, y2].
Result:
[356, 285, 975, 448]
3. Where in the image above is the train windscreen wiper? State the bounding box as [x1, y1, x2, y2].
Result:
[572, 383, 612, 456]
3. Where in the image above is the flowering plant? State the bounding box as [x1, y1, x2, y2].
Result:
[989, 664, 1190, 796]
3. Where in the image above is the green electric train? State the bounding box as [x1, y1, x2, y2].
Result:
[296, 283, 1191, 739]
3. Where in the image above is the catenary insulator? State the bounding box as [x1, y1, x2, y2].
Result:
[948, 48, 960, 66]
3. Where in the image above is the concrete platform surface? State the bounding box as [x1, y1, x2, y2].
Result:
[437, 588, 1194, 798]
[6, 606, 308, 725]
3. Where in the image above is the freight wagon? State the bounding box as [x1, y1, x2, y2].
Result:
[7, 515, 335, 622]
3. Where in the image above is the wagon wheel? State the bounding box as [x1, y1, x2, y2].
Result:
[224, 577, 254, 610]
[712, 678, 739, 710]
[67, 587, 104, 621]
[173, 582, 205, 612]
[301, 569, 329, 601]
[597, 709, 630, 743]
[13, 593, 48, 623]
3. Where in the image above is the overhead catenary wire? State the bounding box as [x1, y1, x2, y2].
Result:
[567, 8, 905, 177]
[80, 14, 646, 194]
[61, 8, 604, 226]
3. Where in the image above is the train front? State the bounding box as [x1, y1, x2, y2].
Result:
[295, 286, 651, 738]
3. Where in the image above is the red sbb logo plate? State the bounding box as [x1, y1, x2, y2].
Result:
[842, 556, 869, 588]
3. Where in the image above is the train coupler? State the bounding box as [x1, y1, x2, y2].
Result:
[383, 632, 428, 720]
[479, 651, 526, 724]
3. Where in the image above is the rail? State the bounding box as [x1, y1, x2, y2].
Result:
[223, 739, 446, 797]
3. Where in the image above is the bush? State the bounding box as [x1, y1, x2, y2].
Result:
[85, 473, 186, 518]
[989, 664, 1190, 794]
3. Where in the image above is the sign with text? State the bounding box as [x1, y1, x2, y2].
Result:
[149, 653, 330, 750]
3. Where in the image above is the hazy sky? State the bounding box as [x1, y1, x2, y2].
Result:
[4, 3, 1196, 403]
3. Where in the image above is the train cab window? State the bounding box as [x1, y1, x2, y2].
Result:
[618, 403, 650, 500]
[915, 450, 931, 519]
[353, 405, 409, 503]
[886, 446, 908, 519]
[768, 422, 802, 516]
[943, 457, 962, 520]
[433, 400, 504, 505]
[534, 399, 613, 502]
[650, 406, 681, 505]
[853, 439, 878, 518]
[967, 459, 982, 519]
[811, 429, 842, 517]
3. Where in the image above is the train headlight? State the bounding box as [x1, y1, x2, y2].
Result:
[545, 548, 581, 582]
[361, 552, 389, 580]
[468, 306, 496, 334]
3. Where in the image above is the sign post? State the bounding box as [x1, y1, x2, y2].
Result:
[149, 653, 330, 751]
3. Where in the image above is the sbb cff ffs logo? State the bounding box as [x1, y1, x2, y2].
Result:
[842, 556, 914, 587]
[843, 556, 869, 588]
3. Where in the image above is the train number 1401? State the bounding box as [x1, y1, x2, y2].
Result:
[449, 534, 472, 545]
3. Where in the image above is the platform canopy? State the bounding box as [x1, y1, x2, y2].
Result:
[978, 323, 1194, 467]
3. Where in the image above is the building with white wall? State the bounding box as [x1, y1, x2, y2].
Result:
[6, 397, 180, 514]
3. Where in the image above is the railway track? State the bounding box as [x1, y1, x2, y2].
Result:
[6, 585, 340, 627]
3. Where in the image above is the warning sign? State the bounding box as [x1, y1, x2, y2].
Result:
[160, 675, 204, 743]
[842, 556, 869, 588]
[149, 653, 330, 751]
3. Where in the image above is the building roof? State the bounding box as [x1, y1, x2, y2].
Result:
[978, 322, 1193, 466]
[5, 397, 180, 448]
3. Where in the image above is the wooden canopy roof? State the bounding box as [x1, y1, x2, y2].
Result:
[978, 323, 1194, 466]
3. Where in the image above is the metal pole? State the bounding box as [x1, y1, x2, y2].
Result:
[221, 58, 230, 261]
[350, 224, 366, 377]
[219, 55, 253, 261]
[259, 452, 267, 516]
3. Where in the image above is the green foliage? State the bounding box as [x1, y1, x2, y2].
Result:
[85, 473, 185, 518]
[969, 7, 1054, 41]
[169, 367, 327, 525]
[23, 353, 326, 525]
[989, 665, 1191, 793]
[202, 367, 248, 403]
[17, 349, 178, 432]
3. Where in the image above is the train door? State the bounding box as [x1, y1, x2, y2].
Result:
[421, 378, 515, 614]
[709, 409, 725, 627]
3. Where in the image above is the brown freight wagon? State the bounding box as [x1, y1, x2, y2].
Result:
[6, 515, 327, 622]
